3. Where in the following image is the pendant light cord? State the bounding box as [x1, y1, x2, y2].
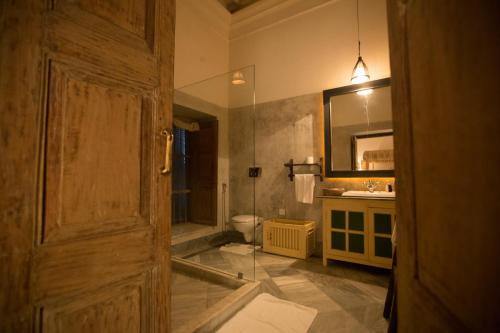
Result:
[356, 0, 361, 57]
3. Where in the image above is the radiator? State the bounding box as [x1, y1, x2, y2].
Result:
[263, 218, 316, 259]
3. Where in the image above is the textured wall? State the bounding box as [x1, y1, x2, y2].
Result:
[229, 93, 324, 242]
[229, 92, 395, 253]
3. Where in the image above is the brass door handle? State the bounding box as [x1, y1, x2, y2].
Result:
[161, 129, 174, 174]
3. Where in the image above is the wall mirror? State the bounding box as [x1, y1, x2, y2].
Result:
[323, 78, 394, 177]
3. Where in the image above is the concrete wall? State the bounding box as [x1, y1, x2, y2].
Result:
[229, 92, 395, 251]
[229, 94, 323, 243]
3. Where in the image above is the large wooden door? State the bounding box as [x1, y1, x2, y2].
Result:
[189, 120, 218, 226]
[1, 1, 174, 332]
[388, 0, 500, 331]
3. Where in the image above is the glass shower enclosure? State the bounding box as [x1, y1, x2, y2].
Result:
[171, 66, 257, 280]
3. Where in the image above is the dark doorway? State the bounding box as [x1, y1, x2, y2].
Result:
[172, 104, 218, 228]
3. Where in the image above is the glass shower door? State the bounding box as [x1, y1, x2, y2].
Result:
[171, 66, 257, 280]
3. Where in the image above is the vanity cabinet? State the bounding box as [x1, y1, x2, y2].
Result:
[322, 198, 395, 269]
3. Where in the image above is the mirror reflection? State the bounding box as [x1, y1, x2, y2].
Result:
[351, 130, 393, 170]
[324, 79, 394, 176]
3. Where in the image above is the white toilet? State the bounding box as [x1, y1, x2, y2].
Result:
[232, 215, 262, 243]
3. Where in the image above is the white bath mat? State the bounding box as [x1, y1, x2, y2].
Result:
[219, 243, 260, 256]
[217, 293, 317, 333]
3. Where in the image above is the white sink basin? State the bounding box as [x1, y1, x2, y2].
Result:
[342, 190, 396, 198]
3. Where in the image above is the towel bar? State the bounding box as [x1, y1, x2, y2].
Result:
[284, 157, 323, 181]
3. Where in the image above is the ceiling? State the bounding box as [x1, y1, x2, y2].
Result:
[217, 0, 261, 13]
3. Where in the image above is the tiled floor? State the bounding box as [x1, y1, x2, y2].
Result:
[171, 270, 236, 331]
[171, 222, 218, 245]
[186, 247, 390, 332]
[186, 244, 257, 280]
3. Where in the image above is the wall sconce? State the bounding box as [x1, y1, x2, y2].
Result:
[231, 71, 246, 85]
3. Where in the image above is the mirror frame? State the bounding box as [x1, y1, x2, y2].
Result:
[323, 77, 394, 178]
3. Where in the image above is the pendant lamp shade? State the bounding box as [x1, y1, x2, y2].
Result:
[356, 88, 373, 96]
[351, 0, 370, 84]
[231, 71, 246, 85]
[351, 56, 370, 84]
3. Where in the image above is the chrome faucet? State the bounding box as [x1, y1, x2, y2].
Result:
[364, 180, 379, 193]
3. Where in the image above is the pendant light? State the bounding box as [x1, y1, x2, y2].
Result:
[357, 88, 373, 96]
[351, 0, 370, 84]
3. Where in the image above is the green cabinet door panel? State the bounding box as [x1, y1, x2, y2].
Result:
[374, 213, 392, 234]
[331, 210, 346, 229]
[375, 236, 393, 258]
[348, 233, 364, 254]
[348, 211, 364, 231]
[332, 231, 346, 250]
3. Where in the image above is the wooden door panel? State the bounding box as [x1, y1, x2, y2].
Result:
[42, 61, 153, 243]
[197, 153, 215, 186]
[45, 9, 158, 88]
[189, 121, 218, 226]
[388, 0, 500, 330]
[53, 0, 150, 39]
[41, 273, 151, 333]
[190, 190, 216, 223]
[33, 227, 154, 301]
[1, 0, 173, 331]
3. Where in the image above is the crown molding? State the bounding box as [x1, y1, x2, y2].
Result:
[230, 0, 337, 41]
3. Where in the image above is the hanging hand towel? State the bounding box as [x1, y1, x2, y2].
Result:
[295, 174, 315, 204]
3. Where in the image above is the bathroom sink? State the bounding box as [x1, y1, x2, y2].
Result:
[341, 190, 396, 198]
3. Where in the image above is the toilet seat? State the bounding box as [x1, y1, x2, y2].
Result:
[232, 215, 258, 223]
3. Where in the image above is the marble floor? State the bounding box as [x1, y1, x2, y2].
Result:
[186, 247, 390, 332]
[186, 243, 257, 280]
[171, 270, 236, 331]
[171, 222, 218, 245]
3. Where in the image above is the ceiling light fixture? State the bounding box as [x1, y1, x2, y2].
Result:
[351, 0, 370, 84]
[231, 71, 246, 85]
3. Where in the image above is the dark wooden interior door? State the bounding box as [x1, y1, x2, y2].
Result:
[388, 0, 500, 331]
[1, 1, 174, 332]
[189, 121, 218, 226]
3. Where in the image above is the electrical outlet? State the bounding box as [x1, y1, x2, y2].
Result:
[278, 208, 286, 216]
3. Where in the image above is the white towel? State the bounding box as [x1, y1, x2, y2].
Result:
[294, 174, 315, 204]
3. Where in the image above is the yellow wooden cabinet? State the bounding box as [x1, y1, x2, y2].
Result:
[322, 197, 395, 269]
